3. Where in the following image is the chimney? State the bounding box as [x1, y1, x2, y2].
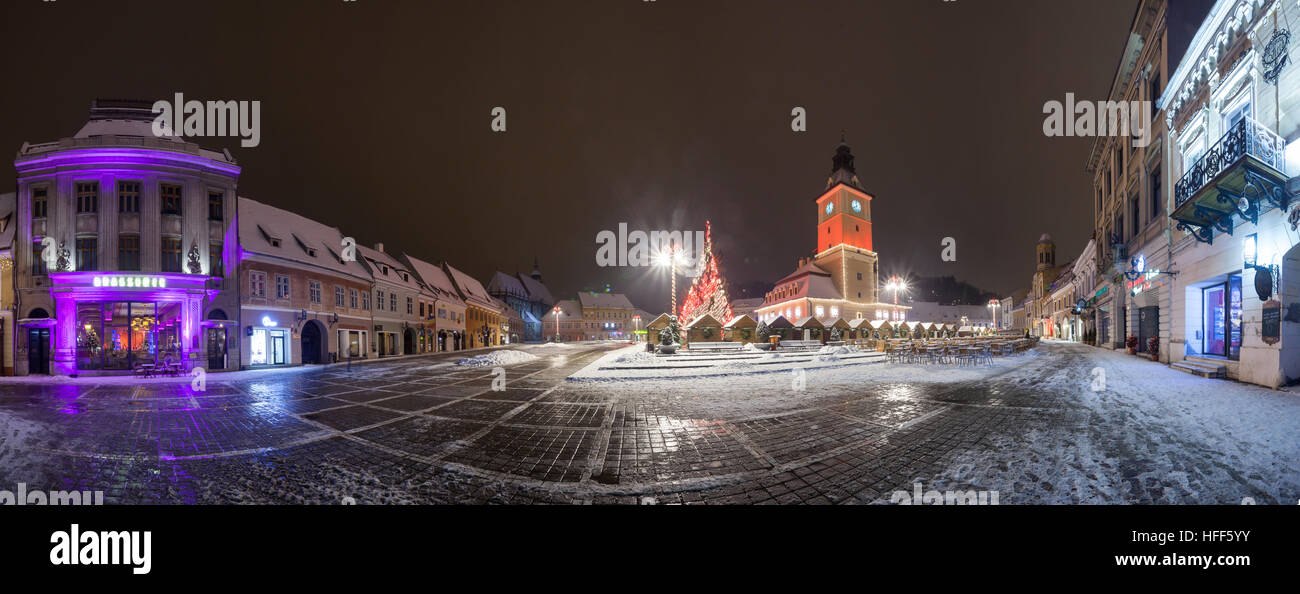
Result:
[374, 242, 384, 253]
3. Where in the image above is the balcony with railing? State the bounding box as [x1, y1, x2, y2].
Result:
[1170, 116, 1289, 244]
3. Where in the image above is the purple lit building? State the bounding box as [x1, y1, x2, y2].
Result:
[12, 100, 241, 376]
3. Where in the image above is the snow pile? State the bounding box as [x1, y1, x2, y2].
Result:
[816, 345, 858, 361]
[539, 342, 571, 348]
[456, 350, 539, 367]
[612, 351, 664, 366]
[742, 343, 762, 352]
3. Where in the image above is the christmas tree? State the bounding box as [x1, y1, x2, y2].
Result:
[679, 220, 735, 325]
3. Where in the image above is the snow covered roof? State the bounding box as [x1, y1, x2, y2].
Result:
[774, 260, 831, 287]
[793, 316, 824, 329]
[358, 245, 423, 292]
[578, 292, 634, 310]
[237, 197, 371, 281]
[402, 254, 465, 307]
[518, 273, 554, 305]
[487, 271, 528, 300]
[444, 263, 498, 311]
[849, 318, 873, 329]
[645, 313, 673, 329]
[552, 299, 582, 321]
[767, 316, 794, 329]
[723, 314, 757, 329]
[827, 318, 852, 329]
[685, 313, 722, 329]
[730, 297, 764, 311]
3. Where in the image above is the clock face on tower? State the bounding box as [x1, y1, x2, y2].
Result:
[825, 202, 834, 215]
[851, 199, 862, 213]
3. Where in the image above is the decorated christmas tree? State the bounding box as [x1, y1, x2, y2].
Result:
[679, 220, 735, 325]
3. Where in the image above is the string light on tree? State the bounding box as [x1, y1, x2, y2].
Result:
[679, 220, 734, 324]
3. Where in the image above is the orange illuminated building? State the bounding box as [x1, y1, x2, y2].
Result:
[753, 135, 909, 327]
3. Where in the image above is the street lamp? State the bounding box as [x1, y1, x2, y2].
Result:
[655, 245, 687, 317]
[987, 299, 1001, 330]
[885, 275, 907, 320]
[552, 305, 561, 341]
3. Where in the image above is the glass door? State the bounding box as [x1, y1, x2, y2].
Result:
[206, 328, 227, 370]
[270, 330, 287, 365]
[1201, 275, 1243, 360]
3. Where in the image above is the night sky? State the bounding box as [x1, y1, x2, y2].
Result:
[0, 0, 1139, 313]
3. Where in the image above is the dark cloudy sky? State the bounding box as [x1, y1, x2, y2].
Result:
[0, 0, 1139, 313]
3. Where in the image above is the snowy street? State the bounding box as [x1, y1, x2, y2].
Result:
[0, 340, 1296, 504]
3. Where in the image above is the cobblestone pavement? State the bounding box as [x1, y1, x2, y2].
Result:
[0, 341, 1296, 504]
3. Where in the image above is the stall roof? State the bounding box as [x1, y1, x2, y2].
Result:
[684, 313, 722, 329]
[723, 314, 757, 329]
[793, 316, 824, 329]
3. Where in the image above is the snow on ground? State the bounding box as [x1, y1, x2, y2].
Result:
[612, 351, 663, 366]
[565, 344, 1045, 419]
[911, 342, 1300, 504]
[570, 344, 892, 381]
[456, 350, 540, 367]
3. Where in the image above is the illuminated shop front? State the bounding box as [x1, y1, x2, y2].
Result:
[50, 273, 214, 375]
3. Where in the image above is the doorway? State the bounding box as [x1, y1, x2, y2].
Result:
[301, 322, 322, 364]
[27, 328, 50, 375]
[1138, 306, 1159, 353]
[206, 327, 228, 370]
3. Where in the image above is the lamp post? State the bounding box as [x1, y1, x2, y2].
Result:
[885, 275, 907, 320]
[552, 306, 561, 341]
[655, 245, 685, 318]
[987, 299, 1001, 330]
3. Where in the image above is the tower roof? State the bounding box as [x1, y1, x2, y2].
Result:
[827, 132, 864, 191]
[1038, 233, 1054, 244]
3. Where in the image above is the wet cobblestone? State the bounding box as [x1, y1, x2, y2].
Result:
[1, 341, 1297, 504]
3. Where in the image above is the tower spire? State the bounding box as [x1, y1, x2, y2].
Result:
[827, 133, 862, 190]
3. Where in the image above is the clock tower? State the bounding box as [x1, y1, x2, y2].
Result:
[811, 136, 879, 304]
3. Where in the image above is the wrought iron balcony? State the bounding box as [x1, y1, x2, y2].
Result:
[1174, 117, 1284, 207]
[1170, 116, 1289, 245]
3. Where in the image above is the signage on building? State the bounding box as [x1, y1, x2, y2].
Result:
[1126, 270, 1165, 296]
[1262, 299, 1281, 345]
[92, 275, 167, 288]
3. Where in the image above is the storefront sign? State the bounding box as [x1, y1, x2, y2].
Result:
[92, 275, 167, 288]
[1262, 299, 1281, 345]
[1127, 270, 1165, 296]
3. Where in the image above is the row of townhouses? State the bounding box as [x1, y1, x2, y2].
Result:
[0, 100, 559, 376]
[1004, 0, 1300, 390]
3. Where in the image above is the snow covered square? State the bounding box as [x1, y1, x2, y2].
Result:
[0, 340, 1295, 505]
